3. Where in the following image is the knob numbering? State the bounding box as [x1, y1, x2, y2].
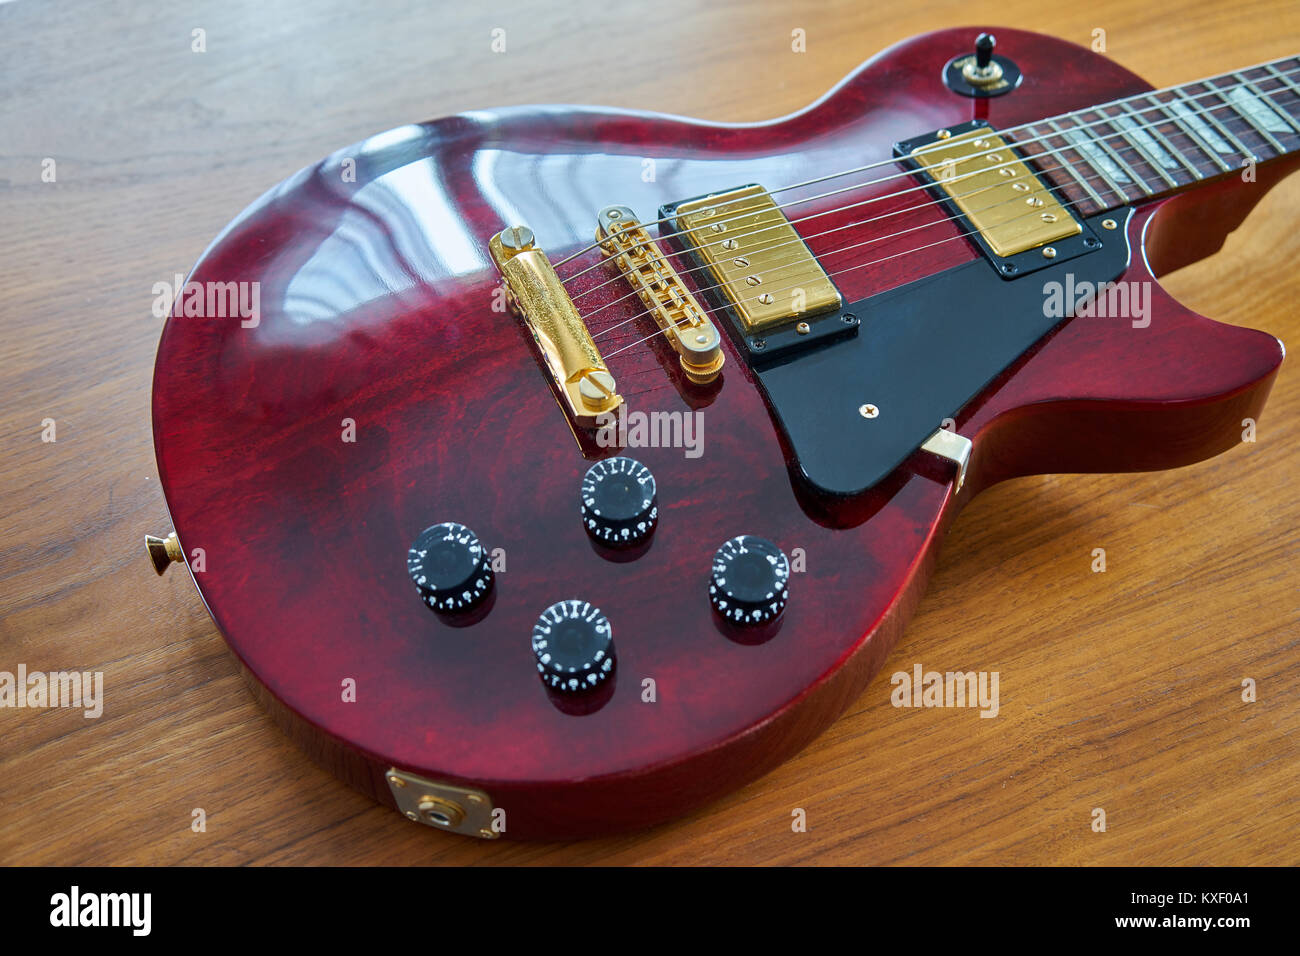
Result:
[407, 522, 494, 612]
[709, 535, 791, 625]
[532, 600, 615, 693]
[580, 456, 658, 547]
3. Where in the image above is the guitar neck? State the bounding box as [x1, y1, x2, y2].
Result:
[1009, 55, 1300, 215]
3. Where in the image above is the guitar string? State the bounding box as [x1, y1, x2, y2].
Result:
[588, 160, 1123, 343]
[576, 78, 1287, 330]
[598, 184, 1117, 363]
[550, 53, 1298, 271]
[598, 164, 1138, 361]
[553, 57, 1300, 285]
[567, 66, 1300, 296]
[581, 77, 1300, 342]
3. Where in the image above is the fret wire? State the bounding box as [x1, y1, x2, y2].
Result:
[1247, 68, 1300, 135]
[1174, 88, 1256, 164]
[1118, 101, 1199, 180]
[554, 56, 1300, 272]
[1196, 80, 1279, 155]
[1101, 105, 1180, 187]
[1078, 111, 1154, 195]
[1154, 92, 1232, 172]
[1047, 117, 1132, 204]
[1264, 62, 1300, 106]
[1218, 74, 1287, 152]
[1015, 124, 1105, 210]
[1046, 131, 1107, 208]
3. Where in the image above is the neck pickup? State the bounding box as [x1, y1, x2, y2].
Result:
[906, 127, 1082, 257]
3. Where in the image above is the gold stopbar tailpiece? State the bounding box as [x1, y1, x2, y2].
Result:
[490, 225, 622, 425]
[595, 206, 724, 385]
[910, 129, 1081, 257]
[674, 185, 841, 333]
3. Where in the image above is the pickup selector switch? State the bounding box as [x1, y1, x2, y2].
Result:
[407, 522, 494, 612]
[532, 600, 615, 693]
[709, 535, 791, 625]
[580, 456, 657, 546]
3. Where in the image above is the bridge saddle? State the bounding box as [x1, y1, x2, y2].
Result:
[596, 206, 725, 385]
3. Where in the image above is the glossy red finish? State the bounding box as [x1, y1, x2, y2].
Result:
[152, 27, 1285, 839]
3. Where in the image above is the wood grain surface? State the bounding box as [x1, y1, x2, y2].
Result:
[1, 0, 1296, 865]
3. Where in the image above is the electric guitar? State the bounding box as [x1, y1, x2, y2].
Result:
[147, 27, 1292, 839]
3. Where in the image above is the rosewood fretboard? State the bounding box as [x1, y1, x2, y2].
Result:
[1009, 56, 1300, 215]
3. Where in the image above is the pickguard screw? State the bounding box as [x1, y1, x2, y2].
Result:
[1084, 236, 1100, 248]
[859, 403, 880, 419]
[796, 321, 811, 335]
[1102, 218, 1117, 230]
[1001, 262, 1018, 275]
[751, 338, 767, 351]
[1042, 246, 1057, 259]
[841, 313, 857, 324]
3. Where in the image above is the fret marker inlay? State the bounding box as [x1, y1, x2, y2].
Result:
[1064, 127, 1132, 183]
[1226, 85, 1292, 133]
[1170, 100, 1235, 152]
[1114, 114, 1182, 170]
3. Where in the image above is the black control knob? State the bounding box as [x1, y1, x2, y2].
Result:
[709, 535, 791, 625]
[532, 600, 615, 693]
[580, 456, 657, 546]
[975, 32, 995, 71]
[407, 522, 494, 612]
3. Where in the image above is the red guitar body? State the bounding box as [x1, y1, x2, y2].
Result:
[151, 27, 1285, 839]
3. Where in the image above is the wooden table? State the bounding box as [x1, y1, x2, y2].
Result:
[2, 0, 1296, 865]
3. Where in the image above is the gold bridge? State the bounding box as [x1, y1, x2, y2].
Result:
[490, 225, 623, 424]
[596, 206, 725, 385]
[909, 129, 1081, 257]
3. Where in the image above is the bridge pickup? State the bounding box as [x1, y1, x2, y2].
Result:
[661, 185, 854, 364]
[595, 206, 725, 385]
[490, 225, 623, 426]
[670, 185, 841, 332]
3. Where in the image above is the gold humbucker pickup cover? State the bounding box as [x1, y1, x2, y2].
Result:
[490, 225, 623, 425]
[910, 129, 1081, 257]
[596, 206, 725, 385]
[674, 185, 841, 333]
